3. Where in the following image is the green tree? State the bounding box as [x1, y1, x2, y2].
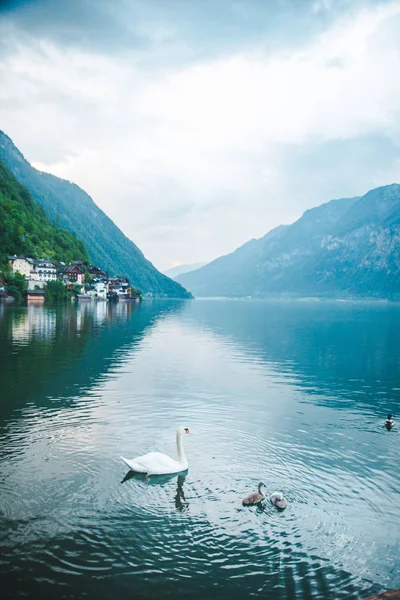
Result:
[44, 280, 72, 303]
[2, 271, 27, 303]
[130, 285, 143, 300]
[0, 157, 89, 269]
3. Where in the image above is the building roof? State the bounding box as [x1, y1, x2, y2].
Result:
[8, 255, 35, 264]
[60, 264, 84, 274]
[89, 265, 107, 273]
[109, 276, 129, 284]
[36, 259, 57, 267]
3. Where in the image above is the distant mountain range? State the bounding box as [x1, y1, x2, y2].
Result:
[176, 185, 400, 299]
[0, 131, 192, 298]
[164, 262, 205, 278]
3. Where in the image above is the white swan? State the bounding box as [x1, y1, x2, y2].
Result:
[120, 426, 191, 475]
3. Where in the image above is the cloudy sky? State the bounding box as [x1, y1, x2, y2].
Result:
[1, 0, 400, 271]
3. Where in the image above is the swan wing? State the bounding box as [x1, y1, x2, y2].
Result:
[242, 492, 263, 505]
[121, 452, 184, 475]
[120, 456, 147, 473]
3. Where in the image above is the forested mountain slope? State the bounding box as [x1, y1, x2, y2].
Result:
[0, 157, 88, 267]
[0, 131, 192, 298]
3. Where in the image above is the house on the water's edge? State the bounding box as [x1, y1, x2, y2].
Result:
[108, 276, 132, 300]
[8, 255, 57, 289]
[26, 289, 45, 303]
[4, 256, 141, 303]
[59, 264, 85, 287]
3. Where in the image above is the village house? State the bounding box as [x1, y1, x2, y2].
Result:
[8, 255, 36, 278]
[94, 281, 107, 300]
[34, 259, 57, 282]
[108, 276, 131, 299]
[8, 256, 58, 287]
[59, 264, 85, 286]
[26, 289, 46, 303]
[88, 266, 108, 280]
[27, 259, 58, 289]
[87, 265, 109, 299]
[5, 255, 135, 302]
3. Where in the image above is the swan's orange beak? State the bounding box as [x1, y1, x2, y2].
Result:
[184, 428, 191, 434]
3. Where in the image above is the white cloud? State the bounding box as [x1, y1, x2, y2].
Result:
[138, 2, 400, 148]
[1, 1, 400, 269]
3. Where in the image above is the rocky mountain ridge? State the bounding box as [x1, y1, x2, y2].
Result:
[176, 185, 400, 299]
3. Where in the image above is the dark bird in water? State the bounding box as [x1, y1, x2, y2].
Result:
[385, 413, 395, 429]
[242, 482, 266, 505]
[270, 491, 288, 509]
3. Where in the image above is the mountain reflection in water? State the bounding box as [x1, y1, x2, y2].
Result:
[0, 299, 399, 600]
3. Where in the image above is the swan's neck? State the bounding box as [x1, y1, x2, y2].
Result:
[176, 433, 188, 467]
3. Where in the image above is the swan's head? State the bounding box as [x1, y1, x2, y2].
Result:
[177, 426, 191, 436]
[387, 414, 393, 420]
[258, 482, 266, 493]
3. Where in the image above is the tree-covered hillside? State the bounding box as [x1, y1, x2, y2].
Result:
[0, 131, 192, 298]
[0, 157, 88, 267]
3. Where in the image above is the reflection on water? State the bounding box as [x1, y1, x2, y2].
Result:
[0, 300, 182, 421]
[0, 299, 399, 600]
[121, 471, 189, 511]
[183, 300, 400, 413]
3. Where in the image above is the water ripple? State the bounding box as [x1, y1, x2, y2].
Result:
[1, 301, 399, 599]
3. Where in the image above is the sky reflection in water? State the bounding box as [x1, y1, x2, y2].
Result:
[0, 299, 399, 599]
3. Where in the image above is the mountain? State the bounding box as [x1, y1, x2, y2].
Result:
[0, 131, 192, 298]
[176, 186, 400, 299]
[0, 157, 88, 267]
[164, 262, 205, 278]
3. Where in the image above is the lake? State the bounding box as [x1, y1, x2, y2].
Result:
[0, 299, 399, 599]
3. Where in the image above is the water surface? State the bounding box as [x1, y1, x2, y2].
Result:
[0, 299, 399, 599]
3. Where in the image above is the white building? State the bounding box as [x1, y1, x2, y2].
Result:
[94, 281, 107, 300]
[33, 260, 57, 283]
[8, 256, 58, 285]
